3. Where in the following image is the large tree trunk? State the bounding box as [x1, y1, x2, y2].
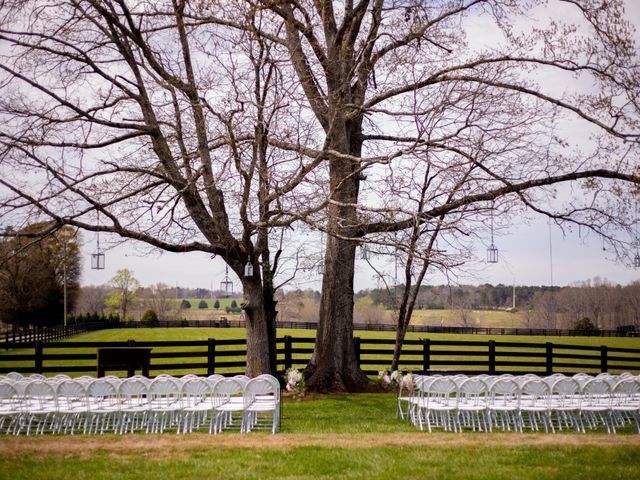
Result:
[305, 122, 371, 392]
[305, 233, 370, 391]
[242, 276, 277, 377]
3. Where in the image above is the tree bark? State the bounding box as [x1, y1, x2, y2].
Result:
[306, 120, 371, 392]
[242, 275, 277, 376]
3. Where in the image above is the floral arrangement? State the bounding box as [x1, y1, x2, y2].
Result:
[378, 369, 414, 393]
[285, 368, 306, 400]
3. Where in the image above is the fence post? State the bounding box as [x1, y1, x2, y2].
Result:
[128, 339, 135, 347]
[284, 335, 293, 372]
[545, 342, 553, 375]
[488, 340, 496, 375]
[421, 338, 431, 374]
[35, 341, 43, 374]
[207, 338, 216, 375]
[601, 345, 608, 373]
[353, 337, 361, 367]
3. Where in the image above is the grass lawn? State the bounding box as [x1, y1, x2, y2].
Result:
[0, 393, 638, 480]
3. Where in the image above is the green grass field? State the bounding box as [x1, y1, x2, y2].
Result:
[177, 297, 240, 309]
[0, 393, 638, 480]
[0, 329, 639, 479]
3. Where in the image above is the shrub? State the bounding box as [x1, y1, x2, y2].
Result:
[213, 299, 220, 309]
[574, 317, 600, 336]
[141, 309, 159, 326]
[230, 299, 238, 309]
[180, 299, 191, 309]
[198, 299, 208, 309]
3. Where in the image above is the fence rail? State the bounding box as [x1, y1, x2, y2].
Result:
[1, 335, 639, 377]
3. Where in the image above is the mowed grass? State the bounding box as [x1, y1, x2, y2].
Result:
[1, 328, 639, 376]
[0, 393, 639, 480]
[410, 308, 525, 327]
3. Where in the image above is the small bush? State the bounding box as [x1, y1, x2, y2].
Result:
[230, 299, 238, 309]
[574, 317, 600, 336]
[141, 309, 159, 326]
[198, 299, 208, 309]
[213, 299, 220, 309]
[180, 299, 192, 309]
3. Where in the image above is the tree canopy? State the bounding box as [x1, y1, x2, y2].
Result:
[0, 224, 80, 328]
[0, 0, 638, 390]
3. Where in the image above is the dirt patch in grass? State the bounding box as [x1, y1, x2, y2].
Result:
[1, 433, 638, 460]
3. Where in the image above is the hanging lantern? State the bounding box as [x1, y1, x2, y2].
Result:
[487, 243, 498, 263]
[91, 252, 105, 270]
[220, 265, 233, 297]
[91, 221, 105, 270]
[634, 253, 640, 269]
[360, 245, 369, 260]
[244, 261, 254, 277]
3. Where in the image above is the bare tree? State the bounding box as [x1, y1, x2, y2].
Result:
[141, 283, 179, 321]
[0, 1, 316, 376]
[75, 285, 109, 315]
[243, 0, 640, 391]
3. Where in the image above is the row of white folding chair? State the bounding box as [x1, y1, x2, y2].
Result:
[408, 375, 640, 433]
[0, 374, 278, 435]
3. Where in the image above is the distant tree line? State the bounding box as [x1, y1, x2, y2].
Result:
[358, 284, 554, 311]
[357, 279, 640, 330]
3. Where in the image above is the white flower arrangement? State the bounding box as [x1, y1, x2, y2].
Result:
[379, 369, 405, 390]
[400, 372, 414, 392]
[285, 367, 306, 400]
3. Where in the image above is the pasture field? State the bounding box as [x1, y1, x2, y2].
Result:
[1, 328, 639, 376]
[176, 297, 241, 309]
[0, 393, 638, 480]
[409, 308, 525, 327]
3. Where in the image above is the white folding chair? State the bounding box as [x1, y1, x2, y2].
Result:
[611, 378, 640, 433]
[580, 378, 614, 433]
[211, 378, 245, 434]
[487, 378, 521, 432]
[181, 378, 214, 434]
[86, 379, 121, 434]
[55, 380, 90, 434]
[242, 376, 279, 434]
[148, 377, 182, 433]
[519, 379, 554, 433]
[397, 373, 415, 420]
[418, 377, 458, 432]
[0, 382, 22, 435]
[456, 378, 489, 432]
[22, 381, 57, 435]
[118, 378, 151, 434]
[550, 377, 582, 432]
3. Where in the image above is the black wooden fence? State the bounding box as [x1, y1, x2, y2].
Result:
[1, 336, 639, 377]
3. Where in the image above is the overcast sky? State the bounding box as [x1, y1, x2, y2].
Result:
[80, 1, 640, 291]
[80, 212, 640, 291]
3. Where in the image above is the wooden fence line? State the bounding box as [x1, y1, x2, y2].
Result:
[2, 319, 638, 350]
[1, 335, 639, 377]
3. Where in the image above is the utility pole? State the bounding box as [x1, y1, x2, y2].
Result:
[63, 243, 67, 328]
